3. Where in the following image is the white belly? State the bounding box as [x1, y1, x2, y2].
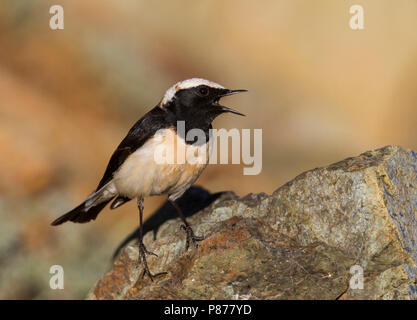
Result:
[112, 128, 210, 199]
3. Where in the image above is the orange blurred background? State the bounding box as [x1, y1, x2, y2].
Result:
[0, 0, 416, 299]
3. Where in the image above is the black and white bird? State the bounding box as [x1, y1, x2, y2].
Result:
[51, 78, 246, 279]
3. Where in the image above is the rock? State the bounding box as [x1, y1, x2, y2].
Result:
[87, 146, 417, 300]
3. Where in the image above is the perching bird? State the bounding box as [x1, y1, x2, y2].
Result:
[51, 78, 246, 279]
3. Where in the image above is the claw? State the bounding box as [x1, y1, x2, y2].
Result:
[142, 244, 158, 257]
[137, 241, 157, 281]
[180, 224, 204, 250]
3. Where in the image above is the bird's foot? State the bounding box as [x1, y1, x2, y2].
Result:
[137, 241, 158, 281]
[180, 224, 204, 250]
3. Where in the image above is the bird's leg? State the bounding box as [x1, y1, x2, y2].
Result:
[137, 198, 157, 281]
[169, 199, 204, 250]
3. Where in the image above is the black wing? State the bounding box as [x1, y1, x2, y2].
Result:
[96, 106, 172, 191]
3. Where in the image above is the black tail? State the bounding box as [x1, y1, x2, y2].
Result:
[51, 197, 114, 226]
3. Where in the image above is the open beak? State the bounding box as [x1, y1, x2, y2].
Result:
[214, 89, 247, 116]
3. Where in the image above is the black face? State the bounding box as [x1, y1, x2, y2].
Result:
[172, 85, 245, 119]
[163, 84, 246, 143]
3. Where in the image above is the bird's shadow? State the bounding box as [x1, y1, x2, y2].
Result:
[112, 186, 224, 261]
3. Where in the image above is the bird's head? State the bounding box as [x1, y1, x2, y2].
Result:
[160, 78, 247, 121]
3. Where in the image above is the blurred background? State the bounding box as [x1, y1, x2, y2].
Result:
[0, 0, 416, 299]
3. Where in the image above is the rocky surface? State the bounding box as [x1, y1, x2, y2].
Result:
[88, 146, 417, 300]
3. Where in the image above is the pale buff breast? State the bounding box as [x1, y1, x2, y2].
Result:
[113, 128, 211, 199]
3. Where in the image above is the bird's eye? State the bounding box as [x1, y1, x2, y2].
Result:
[197, 86, 209, 97]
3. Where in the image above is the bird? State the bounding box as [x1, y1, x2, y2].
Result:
[51, 78, 247, 280]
